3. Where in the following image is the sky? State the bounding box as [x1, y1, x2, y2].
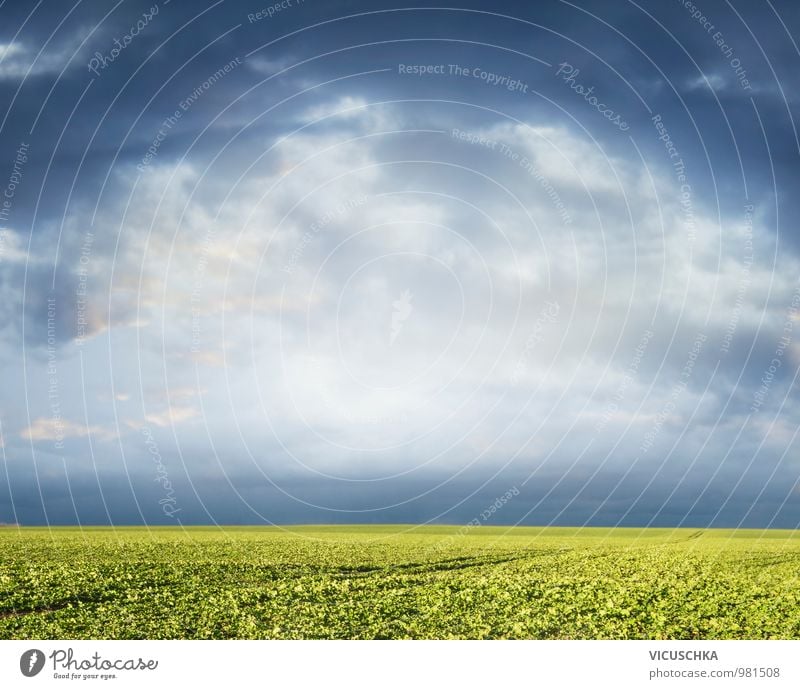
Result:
[0, 0, 798, 527]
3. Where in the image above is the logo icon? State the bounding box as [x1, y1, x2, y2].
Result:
[20, 649, 45, 677]
[390, 289, 413, 346]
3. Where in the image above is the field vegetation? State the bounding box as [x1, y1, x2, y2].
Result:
[1, 526, 798, 639]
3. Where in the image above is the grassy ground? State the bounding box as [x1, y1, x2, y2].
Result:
[1, 525, 798, 639]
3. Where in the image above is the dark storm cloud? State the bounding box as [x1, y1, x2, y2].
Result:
[0, 0, 798, 527]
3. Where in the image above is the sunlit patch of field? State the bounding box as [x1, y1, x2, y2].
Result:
[1, 526, 798, 639]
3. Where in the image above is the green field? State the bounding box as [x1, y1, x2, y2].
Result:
[1, 525, 799, 639]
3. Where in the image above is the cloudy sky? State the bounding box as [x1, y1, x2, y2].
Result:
[0, 0, 798, 527]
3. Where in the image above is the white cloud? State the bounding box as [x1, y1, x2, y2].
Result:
[685, 74, 727, 91]
[0, 229, 33, 264]
[0, 31, 88, 81]
[20, 417, 116, 443]
[143, 405, 199, 428]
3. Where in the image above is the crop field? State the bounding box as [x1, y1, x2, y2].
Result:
[1, 526, 799, 639]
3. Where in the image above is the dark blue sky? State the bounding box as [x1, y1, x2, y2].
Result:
[0, 0, 798, 527]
